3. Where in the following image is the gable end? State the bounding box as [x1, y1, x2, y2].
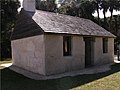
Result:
[11, 9, 44, 40]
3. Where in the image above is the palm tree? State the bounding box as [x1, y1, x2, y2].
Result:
[92, 0, 101, 25]
[108, 0, 120, 32]
[100, 0, 109, 29]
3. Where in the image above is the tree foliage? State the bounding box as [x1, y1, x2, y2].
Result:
[1, 0, 120, 60]
[108, 15, 120, 51]
[1, 0, 20, 60]
[36, 0, 57, 12]
[35, 0, 120, 52]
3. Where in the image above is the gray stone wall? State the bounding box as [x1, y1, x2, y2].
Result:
[44, 35, 85, 75]
[94, 37, 114, 65]
[44, 35, 114, 75]
[11, 35, 46, 75]
[23, 0, 35, 12]
[11, 34, 114, 76]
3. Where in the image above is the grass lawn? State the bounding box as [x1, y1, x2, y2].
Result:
[0, 61, 120, 90]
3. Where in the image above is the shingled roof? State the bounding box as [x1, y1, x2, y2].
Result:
[11, 9, 115, 40]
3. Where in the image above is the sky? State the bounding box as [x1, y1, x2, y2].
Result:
[18, 0, 120, 18]
[93, 9, 120, 18]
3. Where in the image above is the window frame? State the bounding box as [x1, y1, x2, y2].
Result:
[63, 36, 72, 56]
[103, 38, 108, 53]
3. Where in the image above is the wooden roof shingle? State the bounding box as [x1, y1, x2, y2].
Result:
[11, 9, 115, 40]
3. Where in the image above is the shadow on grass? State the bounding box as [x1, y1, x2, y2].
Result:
[1, 63, 120, 90]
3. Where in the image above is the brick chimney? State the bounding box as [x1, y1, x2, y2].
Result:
[23, 0, 35, 12]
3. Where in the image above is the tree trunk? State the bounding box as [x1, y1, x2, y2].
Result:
[46, 0, 49, 11]
[114, 15, 118, 36]
[97, 8, 100, 25]
[110, 10, 113, 32]
[103, 10, 107, 29]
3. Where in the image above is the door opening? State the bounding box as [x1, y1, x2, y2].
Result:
[84, 37, 94, 68]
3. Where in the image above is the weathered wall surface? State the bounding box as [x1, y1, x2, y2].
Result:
[11, 35, 45, 75]
[44, 35, 85, 75]
[94, 37, 114, 65]
[44, 35, 114, 75]
[23, 0, 35, 12]
[11, 34, 114, 76]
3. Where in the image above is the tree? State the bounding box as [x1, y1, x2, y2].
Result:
[1, 0, 20, 60]
[109, 15, 120, 51]
[78, 0, 95, 20]
[58, 0, 96, 19]
[108, 0, 120, 32]
[58, 0, 78, 16]
[92, 0, 101, 25]
[36, 0, 57, 12]
[100, 0, 109, 29]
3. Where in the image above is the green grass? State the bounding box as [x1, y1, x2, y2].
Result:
[70, 72, 120, 90]
[1, 62, 120, 90]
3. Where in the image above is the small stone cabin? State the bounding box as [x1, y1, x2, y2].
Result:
[11, 0, 115, 75]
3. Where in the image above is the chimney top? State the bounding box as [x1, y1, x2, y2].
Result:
[23, 0, 35, 12]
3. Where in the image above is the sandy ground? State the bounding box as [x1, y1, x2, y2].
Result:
[0, 63, 12, 67]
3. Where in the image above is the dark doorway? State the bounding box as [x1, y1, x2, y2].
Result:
[84, 37, 95, 68]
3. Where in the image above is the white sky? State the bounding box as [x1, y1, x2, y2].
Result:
[93, 9, 120, 18]
[18, 0, 120, 18]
